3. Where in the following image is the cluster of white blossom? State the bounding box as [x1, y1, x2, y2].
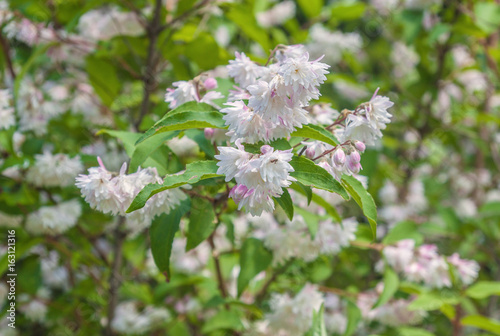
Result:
[307, 24, 363, 65]
[0, 89, 14, 130]
[165, 76, 223, 109]
[250, 213, 358, 265]
[381, 239, 479, 287]
[76, 158, 186, 236]
[26, 200, 82, 235]
[357, 285, 426, 327]
[111, 302, 170, 335]
[256, 1, 296, 28]
[264, 284, 324, 336]
[26, 151, 83, 188]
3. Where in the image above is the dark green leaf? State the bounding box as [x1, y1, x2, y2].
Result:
[341, 175, 377, 239]
[237, 238, 272, 296]
[127, 160, 222, 213]
[291, 124, 339, 147]
[186, 198, 216, 251]
[85, 55, 122, 106]
[290, 156, 349, 199]
[274, 188, 294, 220]
[149, 198, 191, 279]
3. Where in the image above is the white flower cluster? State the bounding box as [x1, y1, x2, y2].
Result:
[215, 143, 295, 216]
[308, 24, 363, 65]
[111, 302, 170, 335]
[252, 214, 358, 265]
[26, 200, 82, 235]
[256, 1, 296, 28]
[382, 239, 479, 287]
[164, 77, 224, 109]
[358, 286, 426, 327]
[335, 89, 394, 146]
[26, 151, 83, 188]
[265, 284, 324, 336]
[224, 47, 329, 143]
[0, 89, 14, 130]
[78, 7, 143, 42]
[76, 158, 186, 236]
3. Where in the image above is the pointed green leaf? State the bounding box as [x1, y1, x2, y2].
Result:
[290, 156, 349, 199]
[136, 102, 225, 145]
[341, 175, 377, 239]
[186, 198, 216, 251]
[343, 300, 361, 336]
[291, 124, 338, 147]
[274, 188, 294, 220]
[237, 238, 272, 296]
[127, 160, 222, 213]
[310, 304, 327, 336]
[373, 267, 399, 308]
[150, 198, 191, 279]
[461, 315, 500, 335]
[466, 281, 500, 299]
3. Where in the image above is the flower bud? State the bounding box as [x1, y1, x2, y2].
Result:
[204, 128, 214, 139]
[229, 184, 251, 203]
[305, 147, 316, 160]
[348, 151, 361, 164]
[260, 145, 273, 155]
[204, 77, 218, 90]
[333, 148, 346, 166]
[354, 141, 366, 152]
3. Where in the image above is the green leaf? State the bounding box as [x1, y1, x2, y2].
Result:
[136, 102, 225, 145]
[224, 4, 271, 51]
[383, 221, 423, 245]
[291, 124, 339, 147]
[290, 183, 342, 222]
[237, 238, 272, 296]
[186, 198, 216, 251]
[343, 300, 361, 336]
[461, 315, 500, 335]
[397, 327, 435, 336]
[85, 55, 122, 106]
[293, 181, 312, 205]
[341, 175, 377, 239]
[407, 292, 449, 311]
[310, 303, 327, 336]
[331, 3, 366, 21]
[185, 33, 223, 70]
[295, 208, 320, 239]
[474, 2, 500, 34]
[466, 281, 500, 299]
[127, 160, 222, 213]
[290, 156, 349, 199]
[201, 310, 244, 333]
[149, 198, 191, 280]
[274, 188, 294, 221]
[297, 0, 323, 18]
[130, 132, 179, 172]
[373, 267, 399, 308]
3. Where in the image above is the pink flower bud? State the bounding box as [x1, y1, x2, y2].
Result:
[204, 128, 214, 139]
[204, 78, 218, 90]
[333, 148, 346, 166]
[260, 145, 273, 155]
[348, 151, 361, 164]
[229, 184, 252, 203]
[305, 147, 316, 160]
[354, 141, 366, 152]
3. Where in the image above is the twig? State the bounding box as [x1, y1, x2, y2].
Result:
[106, 217, 127, 336]
[136, 0, 163, 130]
[254, 259, 293, 302]
[208, 234, 228, 298]
[0, 32, 16, 80]
[452, 304, 463, 336]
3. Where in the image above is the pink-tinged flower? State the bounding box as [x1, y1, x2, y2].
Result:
[448, 253, 479, 285]
[227, 52, 267, 88]
[333, 148, 346, 166]
[203, 77, 218, 90]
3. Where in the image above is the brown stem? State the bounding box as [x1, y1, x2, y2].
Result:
[208, 234, 228, 298]
[136, 0, 163, 130]
[0, 32, 16, 80]
[318, 285, 358, 298]
[106, 217, 127, 336]
[452, 304, 463, 336]
[254, 259, 293, 302]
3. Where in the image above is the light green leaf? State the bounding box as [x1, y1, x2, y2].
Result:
[331, 3, 366, 21]
[149, 198, 191, 279]
[461, 315, 500, 335]
[341, 175, 377, 239]
[297, 0, 323, 18]
[238, 238, 272, 296]
[201, 310, 244, 333]
[291, 124, 339, 147]
[343, 300, 361, 336]
[186, 198, 216, 251]
[397, 327, 435, 336]
[310, 304, 327, 336]
[224, 4, 271, 51]
[136, 102, 225, 145]
[290, 156, 349, 199]
[474, 2, 500, 34]
[295, 208, 320, 239]
[466, 281, 500, 299]
[383, 221, 423, 245]
[373, 267, 399, 308]
[85, 55, 122, 106]
[127, 160, 222, 213]
[274, 188, 294, 221]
